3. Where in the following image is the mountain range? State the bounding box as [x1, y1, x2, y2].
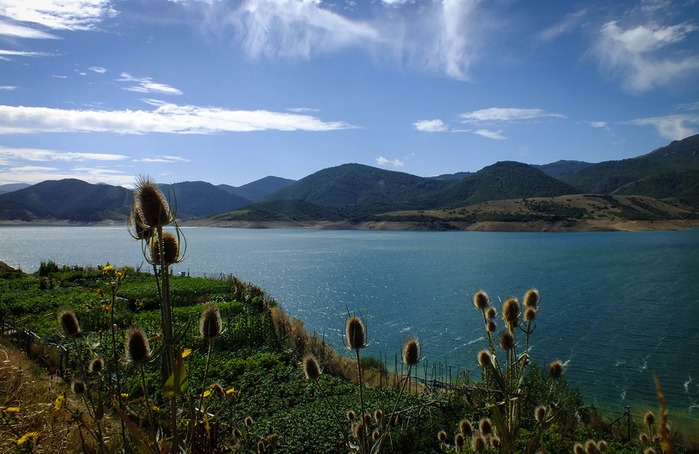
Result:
[1, 135, 697, 226]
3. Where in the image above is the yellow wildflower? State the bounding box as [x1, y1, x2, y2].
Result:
[182, 348, 192, 358]
[4, 407, 19, 414]
[121, 393, 129, 399]
[151, 405, 160, 412]
[226, 388, 239, 396]
[203, 390, 211, 398]
[54, 395, 65, 411]
[103, 265, 114, 271]
[17, 432, 41, 445]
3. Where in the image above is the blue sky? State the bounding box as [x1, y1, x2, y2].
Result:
[1, 0, 698, 187]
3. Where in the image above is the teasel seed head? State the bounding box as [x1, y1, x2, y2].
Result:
[534, 405, 547, 422]
[459, 419, 472, 436]
[126, 327, 150, 363]
[644, 411, 655, 426]
[363, 413, 372, 427]
[374, 409, 383, 423]
[257, 440, 266, 454]
[210, 383, 225, 400]
[524, 288, 540, 308]
[485, 306, 497, 319]
[455, 433, 464, 452]
[133, 176, 172, 230]
[471, 434, 486, 453]
[345, 316, 366, 350]
[58, 310, 80, 338]
[499, 329, 515, 351]
[486, 321, 497, 333]
[524, 307, 537, 322]
[644, 448, 656, 454]
[150, 233, 181, 266]
[437, 430, 447, 442]
[597, 440, 608, 452]
[302, 354, 321, 381]
[548, 360, 564, 380]
[128, 205, 152, 241]
[502, 297, 520, 328]
[651, 435, 660, 444]
[473, 291, 489, 310]
[89, 356, 104, 374]
[477, 350, 492, 368]
[353, 421, 367, 440]
[244, 416, 253, 427]
[479, 417, 492, 436]
[199, 303, 222, 340]
[573, 444, 585, 454]
[491, 435, 501, 448]
[639, 433, 649, 444]
[372, 429, 381, 441]
[71, 379, 86, 395]
[403, 338, 420, 366]
[347, 410, 356, 421]
[585, 439, 599, 454]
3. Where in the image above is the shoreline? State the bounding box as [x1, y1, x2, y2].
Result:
[1, 218, 699, 232]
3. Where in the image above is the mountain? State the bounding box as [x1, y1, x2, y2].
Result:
[432, 171, 473, 180]
[212, 199, 342, 222]
[0, 179, 132, 222]
[423, 161, 581, 208]
[561, 134, 699, 205]
[164, 181, 252, 218]
[534, 160, 592, 178]
[218, 176, 295, 202]
[262, 163, 452, 216]
[0, 183, 31, 195]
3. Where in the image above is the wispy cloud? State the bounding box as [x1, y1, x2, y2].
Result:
[459, 107, 565, 122]
[287, 107, 320, 113]
[593, 21, 699, 91]
[0, 0, 115, 32]
[0, 49, 51, 60]
[626, 114, 699, 140]
[134, 155, 191, 163]
[116, 73, 183, 95]
[0, 21, 58, 39]
[0, 167, 134, 186]
[0, 85, 18, 90]
[90, 66, 107, 74]
[414, 119, 448, 132]
[376, 156, 404, 167]
[539, 9, 586, 42]
[474, 129, 505, 140]
[0, 146, 128, 162]
[0, 103, 356, 134]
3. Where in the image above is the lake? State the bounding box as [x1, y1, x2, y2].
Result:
[1, 226, 698, 420]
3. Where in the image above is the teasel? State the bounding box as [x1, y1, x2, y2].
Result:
[524, 307, 537, 323]
[477, 349, 492, 368]
[302, 354, 321, 381]
[402, 338, 421, 366]
[584, 439, 599, 454]
[257, 440, 266, 454]
[454, 433, 464, 452]
[128, 204, 152, 241]
[148, 232, 184, 266]
[486, 321, 497, 333]
[471, 433, 486, 453]
[71, 379, 86, 395]
[486, 306, 497, 319]
[479, 418, 492, 436]
[347, 410, 356, 421]
[437, 430, 447, 442]
[573, 443, 585, 454]
[499, 329, 515, 351]
[523, 288, 540, 309]
[597, 440, 608, 452]
[353, 420, 367, 440]
[132, 176, 174, 230]
[58, 310, 80, 338]
[644, 410, 655, 427]
[473, 290, 489, 310]
[534, 405, 547, 423]
[373, 409, 383, 424]
[502, 297, 520, 329]
[459, 419, 472, 436]
[372, 428, 381, 441]
[244, 416, 254, 427]
[199, 303, 222, 340]
[345, 316, 366, 351]
[548, 360, 564, 381]
[126, 327, 151, 363]
[89, 356, 104, 374]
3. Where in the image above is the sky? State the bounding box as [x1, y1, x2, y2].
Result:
[1, 0, 699, 188]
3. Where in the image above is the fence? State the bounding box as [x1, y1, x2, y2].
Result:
[0, 314, 70, 375]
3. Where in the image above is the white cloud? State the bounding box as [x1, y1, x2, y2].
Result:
[287, 107, 320, 113]
[376, 156, 404, 167]
[0, 85, 17, 90]
[413, 119, 448, 132]
[593, 21, 699, 91]
[539, 9, 586, 42]
[474, 129, 505, 140]
[0, 103, 356, 134]
[0, 20, 58, 38]
[626, 114, 699, 140]
[0, 147, 128, 162]
[0, 49, 51, 59]
[116, 73, 183, 96]
[0, 0, 115, 32]
[589, 121, 608, 129]
[89, 66, 106, 74]
[459, 107, 565, 122]
[135, 155, 191, 163]
[0, 167, 134, 186]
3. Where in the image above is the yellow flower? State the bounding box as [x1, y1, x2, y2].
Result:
[117, 272, 122, 278]
[226, 388, 239, 396]
[54, 395, 65, 411]
[151, 405, 160, 412]
[16, 432, 40, 446]
[103, 265, 114, 271]
[182, 348, 192, 358]
[203, 390, 211, 398]
[120, 393, 129, 399]
[4, 407, 19, 414]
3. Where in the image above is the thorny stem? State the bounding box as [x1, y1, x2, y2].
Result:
[198, 339, 214, 416]
[71, 337, 105, 448]
[355, 348, 367, 453]
[138, 363, 155, 429]
[109, 283, 128, 447]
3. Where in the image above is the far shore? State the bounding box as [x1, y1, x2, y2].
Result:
[1, 218, 699, 232]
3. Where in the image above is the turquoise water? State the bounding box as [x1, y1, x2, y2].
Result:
[1, 226, 698, 418]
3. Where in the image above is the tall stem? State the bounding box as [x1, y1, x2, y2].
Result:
[139, 364, 155, 426]
[355, 348, 367, 452]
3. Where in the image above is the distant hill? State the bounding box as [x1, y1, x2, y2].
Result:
[212, 200, 342, 222]
[432, 171, 473, 180]
[0, 183, 31, 195]
[561, 135, 699, 206]
[424, 161, 581, 208]
[164, 181, 252, 218]
[534, 160, 592, 178]
[218, 176, 295, 202]
[262, 163, 452, 217]
[0, 179, 131, 222]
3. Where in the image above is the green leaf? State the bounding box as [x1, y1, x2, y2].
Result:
[163, 350, 189, 398]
